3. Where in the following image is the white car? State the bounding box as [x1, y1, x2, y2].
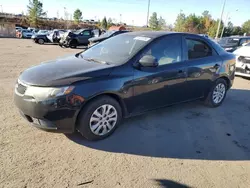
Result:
[21, 29, 33, 38]
[233, 43, 250, 77]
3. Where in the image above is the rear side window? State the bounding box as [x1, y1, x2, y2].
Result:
[186, 39, 212, 60]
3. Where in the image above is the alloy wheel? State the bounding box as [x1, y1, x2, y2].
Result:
[38, 39, 44, 44]
[212, 83, 226, 104]
[89, 104, 118, 136]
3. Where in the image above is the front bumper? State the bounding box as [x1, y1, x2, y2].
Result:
[235, 56, 250, 77]
[235, 67, 250, 77]
[59, 39, 70, 47]
[14, 88, 82, 133]
[19, 110, 59, 132]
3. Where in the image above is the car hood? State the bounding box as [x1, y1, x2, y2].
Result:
[233, 46, 250, 57]
[19, 55, 115, 87]
[88, 35, 109, 42]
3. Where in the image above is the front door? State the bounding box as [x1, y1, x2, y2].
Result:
[182, 35, 223, 99]
[79, 30, 92, 45]
[131, 35, 188, 114]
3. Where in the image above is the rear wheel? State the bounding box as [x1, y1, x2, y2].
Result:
[76, 96, 122, 141]
[38, 38, 45, 44]
[204, 78, 227, 107]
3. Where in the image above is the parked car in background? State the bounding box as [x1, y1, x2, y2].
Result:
[27, 27, 37, 32]
[218, 36, 250, 52]
[20, 29, 33, 39]
[31, 30, 48, 38]
[233, 42, 250, 78]
[59, 29, 95, 48]
[32, 29, 66, 44]
[15, 26, 22, 31]
[88, 30, 130, 48]
[37, 30, 48, 35]
[14, 32, 235, 140]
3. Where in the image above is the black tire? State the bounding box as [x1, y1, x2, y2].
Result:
[69, 40, 78, 48]
[76, 96, 122, 141]
[204, 78, 228, 107]
[38, 38, 45, 44]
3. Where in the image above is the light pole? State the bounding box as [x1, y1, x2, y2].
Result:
[0, 5, 3, 13]
[64, 7, 69, 29]
[220, 9, 238, 38]
[220, 12, 229, 39]
[146, 0, 151, 27]
[215, 0, 227, 39]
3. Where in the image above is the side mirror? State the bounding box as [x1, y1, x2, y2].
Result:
[139, 55, 158, 67]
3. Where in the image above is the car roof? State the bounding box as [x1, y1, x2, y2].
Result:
[224, 36, 250, 39]
[77, 28, 91, 32]
[123, 31, 203, 39]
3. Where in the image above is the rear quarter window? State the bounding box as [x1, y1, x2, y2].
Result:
[207, 39, 227, 55]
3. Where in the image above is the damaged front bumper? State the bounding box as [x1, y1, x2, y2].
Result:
[235, 56, 250, 77]
[59, 38, 70, 47]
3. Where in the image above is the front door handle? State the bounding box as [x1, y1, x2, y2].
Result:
[178, 69, 187, 74]
[178, 70, 183, 73]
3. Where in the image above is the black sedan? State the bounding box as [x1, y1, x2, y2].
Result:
[14, 32, 236, 140]
[59, 29, 95, 48]
[88, 30, 130, 47]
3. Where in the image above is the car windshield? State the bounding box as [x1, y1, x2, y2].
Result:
[78, 34, 152, 64]
[100, 31, 116, 37]
[218, 38, 239, 45]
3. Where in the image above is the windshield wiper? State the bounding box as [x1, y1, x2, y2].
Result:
[83, 57, 109, 65]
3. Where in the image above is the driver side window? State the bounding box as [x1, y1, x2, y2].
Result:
[81, 30, 91, 36]
[144, 35, 182, 66]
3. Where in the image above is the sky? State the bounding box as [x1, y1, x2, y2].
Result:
[1, 0, 250, 26]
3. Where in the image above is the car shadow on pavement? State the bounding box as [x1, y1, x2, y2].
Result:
[66, 89, 250, 160]
[153, 179, 191, 188]
[43, 43, 59, 46]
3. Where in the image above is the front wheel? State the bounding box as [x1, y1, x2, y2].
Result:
[76, 96, 122, 141]
[38, 38, 45, 44]
[69, 40, 78, 48]
[204, 78, 227, 107]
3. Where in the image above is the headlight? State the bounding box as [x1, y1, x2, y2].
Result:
[25, 86, 75, 100]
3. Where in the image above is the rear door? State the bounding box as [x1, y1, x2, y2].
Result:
[182, 35, 223, 99]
